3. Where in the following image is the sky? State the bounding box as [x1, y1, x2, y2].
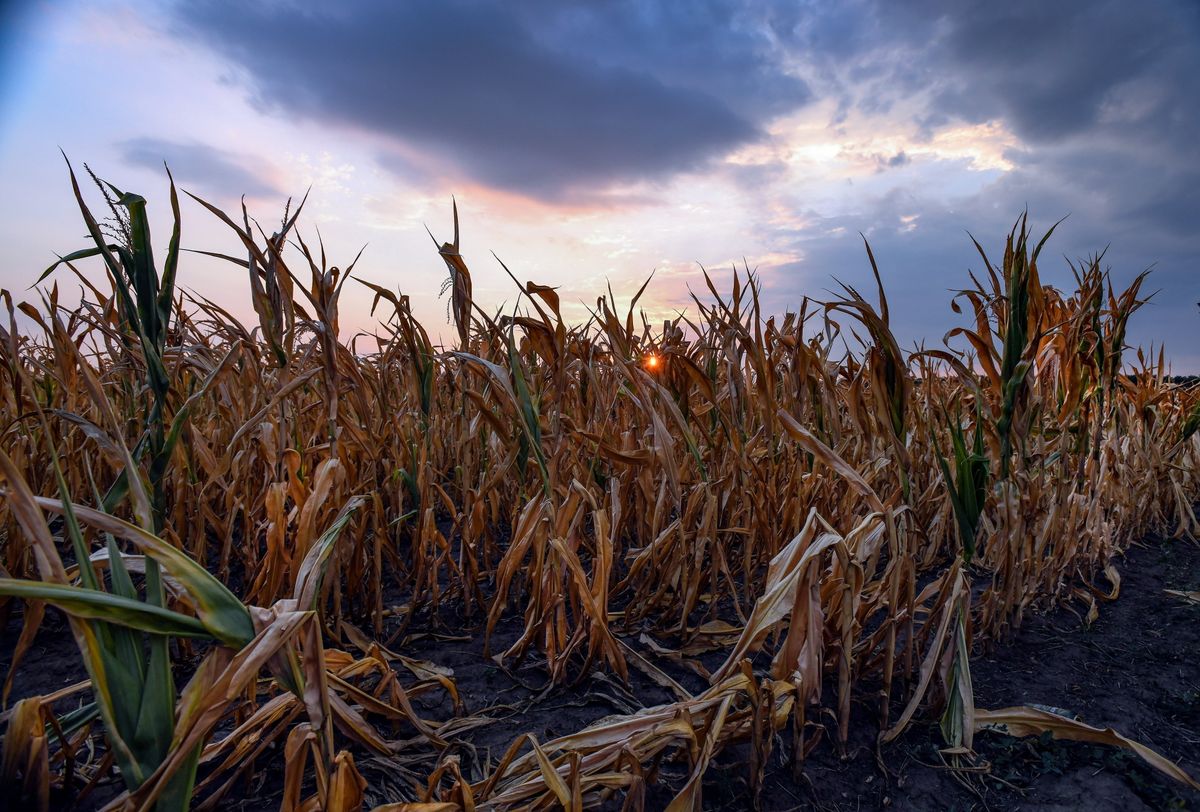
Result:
[1, 0, 1197, 367]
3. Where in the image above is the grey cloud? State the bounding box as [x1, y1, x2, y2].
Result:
[923, 0, 1194, 146]
[1126, 173, 1200, 239]
[118, 137, 281, 198]
[784, 0, 1199, 156]
[508, 1, 813, 122]
[169, 0, 807, 201]
[760, 167, 1196, 368]
[756, 0, 1200, 361]
[158, 0, 1199, 363]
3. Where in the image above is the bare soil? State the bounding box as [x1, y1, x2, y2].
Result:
[695, 533, 1200, 811]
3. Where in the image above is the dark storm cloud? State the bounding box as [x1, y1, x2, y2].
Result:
[776, 0, 1200, 175]
[118, 137, 281, 198]
[170, 0, 810, 201]
[505, 1, 812, 122]
[923, 1, 1196, 146]
[163, 0, 1199, 359]
[168, 1, 1198, 216]
[754, 0, 1200, 362]
[782, 0, 1198, 142]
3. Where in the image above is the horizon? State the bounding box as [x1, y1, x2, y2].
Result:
[1, 1, 1197, 367]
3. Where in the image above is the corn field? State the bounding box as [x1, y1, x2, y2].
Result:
[1, 164, 1198, 810]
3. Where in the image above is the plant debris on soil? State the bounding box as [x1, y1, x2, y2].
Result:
[721, 533, 1200, 812]
[3, 533, 1197, 810]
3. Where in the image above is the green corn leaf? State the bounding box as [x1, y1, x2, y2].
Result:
[132, 628, 175, 791]
[152, 341, 241, 488]
[31, 498, 255, 647]
[934, 444, 974, 562]
[36, 246, 114, 285]
[0, 580, 208, 638]
[507, 330, 550, 494]
[103, 540, 148, 686]
[934, 412, 989, 564]
[53, 702, 101, 740]
[157, 166, 180, 336]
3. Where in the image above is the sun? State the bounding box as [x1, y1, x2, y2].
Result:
[643, 352, 662, 371]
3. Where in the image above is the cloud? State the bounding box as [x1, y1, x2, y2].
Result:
[730, 0, 1199, 360]
[117, 137, 281, 198]
[156, 0, 1199, 363]
[755, 161, 1195, 366]
[169, 0, 813, 202]
[780, 0, 1198, 143]
[915, 0, 1197, 146]
[777, 2, 1199, 185]
[167, 1, 1197, 234]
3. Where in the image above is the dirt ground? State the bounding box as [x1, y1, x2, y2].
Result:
[3, 533, 1198, 811]
[698, 532, 1200, 811]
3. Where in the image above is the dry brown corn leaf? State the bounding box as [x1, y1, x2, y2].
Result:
[975, 705, 1200, 790]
